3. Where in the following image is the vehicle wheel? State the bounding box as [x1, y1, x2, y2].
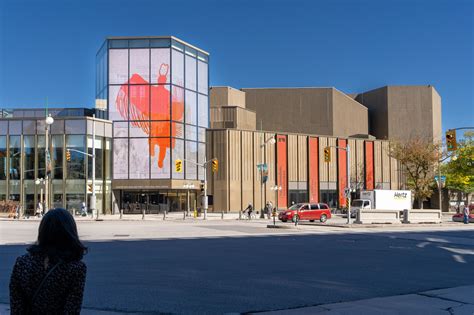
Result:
[281, 219, 287, 222]
[292, 215, 299, 223]
[309, 220, 315, 222]
[320, 214, 327, 223]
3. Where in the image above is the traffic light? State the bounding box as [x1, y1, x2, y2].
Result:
[446, 130, 457, 151]
[324, 147, 331, 162]
[211, 159, 218, 173]
[175, 159, 183, 173]
[66, 149, 71, 162]
[200, 182, 205, 192]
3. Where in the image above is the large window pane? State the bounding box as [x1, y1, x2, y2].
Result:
[130, 121, 149, 137]
[129, 85, 150, 121]
[113, 122, 128, 137]
[52, 135, 63, 180]
[109, 85, 129, 121]
[185, 125, 197, 141]
[171, 86, 184, 123]
[198, 142, 206, 180]
[171, 138, 184, 179]
[198, 94, 209, 127]
[185, 55, 196, 91]
[129, 138, 149, 179]
[130, 48, 150, 82]
[185, 141, 197, 180]
[113, 139, 128, 179]
[151, 48, 170, 84]
[37, 136, 46, 179]
[88, 137, 103, 179]
[0, 136, 6, 180]
[198, 127, 206, 143]
[9, 136, 21, 180]
[172, 122, 184, 139]
[109, 49, 129, 84]
[150, 121, 170, 138]
[198, 60, 208, 95]
[150, 138, 171, 179]
[24, 136, 35, 180]
[66, 135, 86, 179]
[150, 84, 170, 120]
[105, 139, 111, 180]
[185, 90, 197, 125]
[172, 50, 184, 87]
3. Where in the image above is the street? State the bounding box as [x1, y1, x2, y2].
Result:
[1, 219, 473, 314]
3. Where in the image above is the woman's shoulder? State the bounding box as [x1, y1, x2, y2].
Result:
[15, 252, 41, 265]
[64, 260, 87, 274]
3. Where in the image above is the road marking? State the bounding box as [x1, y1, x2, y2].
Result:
[417, 242, 430, 248]
[452, 254, 466, 263]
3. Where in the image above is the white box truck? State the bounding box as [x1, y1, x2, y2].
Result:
[350, 190, 412, 217]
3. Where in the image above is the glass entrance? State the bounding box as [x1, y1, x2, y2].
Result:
[121, 190, 197, 214]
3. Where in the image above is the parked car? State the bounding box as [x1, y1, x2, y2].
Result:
[278, 203, 331, 223]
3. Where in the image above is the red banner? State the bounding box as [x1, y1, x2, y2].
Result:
[277, 135, 287, 209]
[338, 139, 347, 207]
[365, 141, 374, 190]
[309, 137, 319, 203]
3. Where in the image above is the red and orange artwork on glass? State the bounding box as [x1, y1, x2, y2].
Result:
[114, 63, 184, 169]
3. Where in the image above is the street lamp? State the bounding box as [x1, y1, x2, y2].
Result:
[259, 137, 276, 218]
[35, 178, 45, 213]
[183, 183, 195, 219]
[44, 114, 54, 213]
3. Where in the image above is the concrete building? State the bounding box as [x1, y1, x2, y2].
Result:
[241, 87, 369, 137]
[354, 85, 442, 142]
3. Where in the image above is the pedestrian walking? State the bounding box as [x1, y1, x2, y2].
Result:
[36, 202, 43, 218]
[244, 202, 253, 220]
[80, 202, 87, 217]
[266, 201, 273, 219]
[463, 205, 470, 224]
[9, 208, 88, 314]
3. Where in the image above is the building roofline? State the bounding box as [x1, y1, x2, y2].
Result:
[105, 36, 210, 55]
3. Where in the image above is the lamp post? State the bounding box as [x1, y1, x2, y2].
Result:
[44, 114, 54, 213]
[183, 183, 195, 219]
[35, 178, 45, 212]
[259, 137, 276, 218]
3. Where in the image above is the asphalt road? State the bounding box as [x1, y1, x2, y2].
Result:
[1, 224, 473, 314]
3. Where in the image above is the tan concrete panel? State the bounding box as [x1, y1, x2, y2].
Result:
[374, 141, 382, 185]
[319, 137, 329, 182]
[206, 130, 213, 193]
[228, 130, 241, 181]
[212, 130, 229, 212]
[298, 135, 308, 182]
[382, 141, 391, 183]
[431, 87, 442, 144]
[228, 87, 246, 108]
[348, 139, 357, 184]
[287, 135, 298, 181]
[328, 137, 337, 182]
[241, 131, 254, 210]
[332, 89, 369, 137]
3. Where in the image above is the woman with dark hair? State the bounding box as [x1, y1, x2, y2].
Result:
[9, 208, 88, 314]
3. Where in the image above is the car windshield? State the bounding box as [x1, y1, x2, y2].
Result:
[352, 200, 364, 207]
[288, 204, 303, 210]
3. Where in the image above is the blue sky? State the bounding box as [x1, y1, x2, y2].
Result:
[0, 0, 472, 132]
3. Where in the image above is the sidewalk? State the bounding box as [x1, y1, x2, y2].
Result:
[252, 285, 474, 315]
[1, 285, 472, 314]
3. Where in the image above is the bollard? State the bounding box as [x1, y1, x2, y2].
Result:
[221, 211, 224, 220]
[142, 208, 145, 220]
[163, 211, 166, 220]
[120, 208, 123, 220]
[239, 210, 242, 220]
[183, 210, 186, 220]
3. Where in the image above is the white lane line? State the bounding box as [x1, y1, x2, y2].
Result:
[417, 242, 430, 248]
[453, 254, 466, 263]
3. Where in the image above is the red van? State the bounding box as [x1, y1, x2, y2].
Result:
[278, 203, 331, 223]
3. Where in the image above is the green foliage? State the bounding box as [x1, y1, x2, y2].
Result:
[442, 132, 474, 194]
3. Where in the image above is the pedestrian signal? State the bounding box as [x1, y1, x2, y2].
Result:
[175, 159, 183, 173]
[212, 159, 218, 173]
[66, 149, 71, 162]
[446, 130, 457, 151]
[324, 147, 331, 162]
[87, 184, 93, 193]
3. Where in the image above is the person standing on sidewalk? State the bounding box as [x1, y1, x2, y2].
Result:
[9, 208, 88, 314]
[463, 205, 470, 224]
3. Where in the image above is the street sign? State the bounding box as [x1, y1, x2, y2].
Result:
[434, 175, 446, 188]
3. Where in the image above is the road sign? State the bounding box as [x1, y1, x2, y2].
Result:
[434, 175, 446, 188]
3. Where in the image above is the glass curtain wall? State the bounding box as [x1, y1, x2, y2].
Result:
[105, 38, 209, 181]
[9, 136, 21, 201]
[0, 136, 6, 200]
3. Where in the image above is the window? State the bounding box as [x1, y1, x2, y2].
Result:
[319, 204, 329, 209]
[0, 136, 6, 180]
[197, 60, 208, 95]
[185, 55, 196, 91]
[109, 49, 129, 84]
[301, 204, 310, 210]
[66, 135, 86, 179]
[198, 94, 208, 127]
[310, 204, 319, 210]
[23, 136, 35, 180]
[171, 50, 184, 87]
[185, 90, 197, 125]
[52, 136, 63, 180]
[9, 136, 21, 180]
[113, 138, 128, 179]
[150, 49, 170, 84]
[129, 138, 149, 179]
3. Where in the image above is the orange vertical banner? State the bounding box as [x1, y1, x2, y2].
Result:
[309, 137, 319, 203]
[338, 139, 347, 207]
[365, 141, 374, 190]
[277, 135, 287, 209]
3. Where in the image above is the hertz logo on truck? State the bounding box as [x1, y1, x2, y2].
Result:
[394, 192, 408, 199]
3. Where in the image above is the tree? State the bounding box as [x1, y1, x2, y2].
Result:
[442, 131, 474, 204]
[389, 138, 440, 208]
